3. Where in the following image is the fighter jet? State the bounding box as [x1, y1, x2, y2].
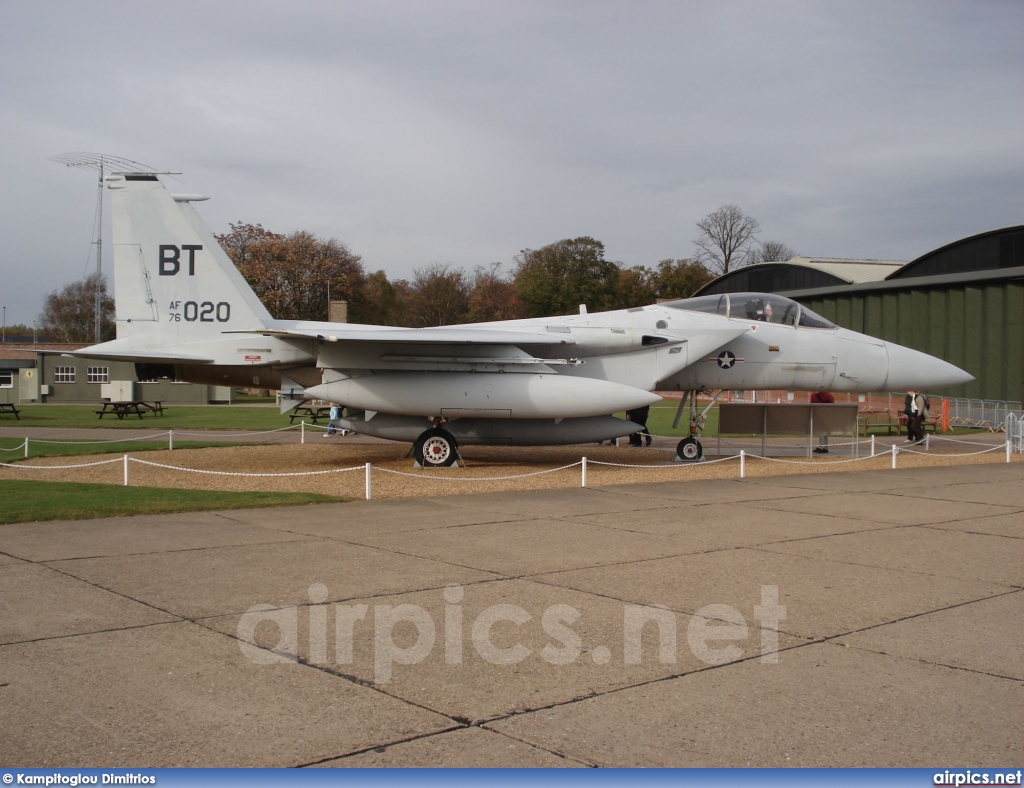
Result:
[66, 172, 972, 465]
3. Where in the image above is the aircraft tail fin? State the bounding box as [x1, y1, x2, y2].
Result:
[105, 173, 273, 344]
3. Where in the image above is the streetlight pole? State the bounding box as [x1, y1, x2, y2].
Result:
[2, 305, 6, 343]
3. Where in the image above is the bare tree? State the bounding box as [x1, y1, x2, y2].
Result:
[693, 205, 761, 276]
[38, 272, 115, 343]
[751, 240, 796, 264]
[405, 263, 470, 327]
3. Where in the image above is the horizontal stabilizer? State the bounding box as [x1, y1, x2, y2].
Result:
[58, 347, 215, 364]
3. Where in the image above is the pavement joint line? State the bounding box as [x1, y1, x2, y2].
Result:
[21, 535, 311, 563]
[293, 726, 471, 768]
[184, 576, 517, 622]
[822, 588, 1024, 643]
[746, 541, 1023, 587]
[472, 727, 599, 767]
[0, 619, 184, 649]
[516, 572, 825, 636]
[186, 617, 474, 733]
[833, 640, 1024, 683]
[467, 635, 827, 729]
[914, 522, 1024, 541]
[738, 496, 1022, 524]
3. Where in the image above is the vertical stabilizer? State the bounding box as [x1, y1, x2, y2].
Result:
[107, 174, 272, 342]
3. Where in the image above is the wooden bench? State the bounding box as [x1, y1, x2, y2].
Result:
[95, 401, 164, 420]
[0, 402, 20, 420]
[896, 412, 941, 436]
[289, 405, 332, 424]
[858, 410, 899, 435]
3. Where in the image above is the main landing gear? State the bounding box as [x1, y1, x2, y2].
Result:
[671, 389, 723, 463]
[413, 421, 461, 468]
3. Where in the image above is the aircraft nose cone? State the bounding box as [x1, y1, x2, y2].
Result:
[884, 342, 974, 390]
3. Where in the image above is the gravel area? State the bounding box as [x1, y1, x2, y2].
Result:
[2, 441, 1017, 500]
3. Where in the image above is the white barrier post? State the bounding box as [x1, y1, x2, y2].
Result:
[169, 430, 174, 451]
[365, 462, 372, 500]
[740, 450, 746, 479]
[925, 434, 930, 451]
[301, 421, 306, 444]
[582, 456, 587, 488]
[891, 443, 897, 469]
[24, 438, 29, 458]
[123, 454, 130, 486]
[1008, 439, 1013, 464]
[870, 435, 876, 457]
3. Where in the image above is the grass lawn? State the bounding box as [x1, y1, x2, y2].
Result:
[0, 438, 254, 459]
[0, 479, 344, 524]
[1, 404, 295, 431]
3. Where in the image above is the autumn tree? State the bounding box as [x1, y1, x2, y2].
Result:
[651, 259, 715, 299]
[360, 270, 404, 326]
[404, 264, 470, 327]
[693, 205, 761, 276]
[466, 264, 526, 323]
[38, 272, 115, 343]
[216, 224, 367, 322]
[513, 237, 621, 317]
[614, 266, 658, 309]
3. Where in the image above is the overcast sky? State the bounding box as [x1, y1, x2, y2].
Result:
[1, 0, 1022, 327]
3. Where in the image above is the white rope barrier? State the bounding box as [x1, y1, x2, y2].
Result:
[0, 458, 123, 470]
[128, 458, 364, 478]
[2, 438, 1014, 500]
[899, 444, 1006, 457]
[28, 433, 169, 445]
[172, 425, 301, 438]
[753, 453, 883, 466]
[375, 462, 583, 482]
[0, 441, 27, 452]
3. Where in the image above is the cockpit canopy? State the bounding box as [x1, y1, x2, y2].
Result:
[661, 292, 835, 329]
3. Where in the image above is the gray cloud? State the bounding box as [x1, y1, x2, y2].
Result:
[1, 0, 1022, 325]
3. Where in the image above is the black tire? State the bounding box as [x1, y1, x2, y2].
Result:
[676, 436, 703, 462]
[414, 428, 459, 468]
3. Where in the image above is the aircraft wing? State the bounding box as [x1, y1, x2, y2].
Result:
[233, 326, 576, 347]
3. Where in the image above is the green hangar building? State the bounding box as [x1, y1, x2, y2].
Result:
[692, 225, 1024, 403]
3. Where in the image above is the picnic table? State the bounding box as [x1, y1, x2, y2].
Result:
[0, 403, 20, 420]
[95, 401, 165, 420]
[289, 405, 332, 424]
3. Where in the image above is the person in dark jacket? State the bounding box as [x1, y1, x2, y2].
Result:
[810, 390, 834, 453]
[626, 405, 652, 447]
[904, 390, 928, 444]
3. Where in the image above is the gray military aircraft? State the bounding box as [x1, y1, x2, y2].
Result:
[67, 172, 972, 465]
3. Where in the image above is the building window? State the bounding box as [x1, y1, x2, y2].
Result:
[53, 366, 76, 384]
[0, 371, 12, 388]
[86, 366, 110, 384]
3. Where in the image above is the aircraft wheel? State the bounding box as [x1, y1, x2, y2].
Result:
[676, 436, 703, 462]
[414, 428, 459, 467]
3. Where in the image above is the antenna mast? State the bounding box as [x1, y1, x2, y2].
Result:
[50, 153, 160, 344]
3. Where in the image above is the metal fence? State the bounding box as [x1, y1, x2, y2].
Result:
[948, 398, 1023, 430]
[1007, 413, 1024, 455]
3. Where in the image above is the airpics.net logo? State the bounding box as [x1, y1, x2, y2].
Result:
[934, 772, 1023, 786]
[236, 583, 787, 684]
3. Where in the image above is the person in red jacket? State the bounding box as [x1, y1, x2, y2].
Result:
[810, 390, 835, 453]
